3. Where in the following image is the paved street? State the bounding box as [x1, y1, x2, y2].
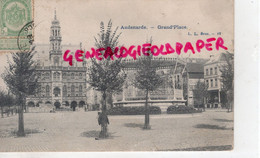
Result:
[0, 109, 233, 151]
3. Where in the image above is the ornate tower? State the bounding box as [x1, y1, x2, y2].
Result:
[50, 10, 63, 109]
[49, 10, 62, 66]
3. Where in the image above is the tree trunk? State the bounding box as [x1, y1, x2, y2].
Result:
[1, 106, 3, 118]
[17, 98, 25, 137]
[144, 89, 151, 129]
[227, 90, 233, 112]
[100, 91, 108, 138]
[102, 91, 107, 112]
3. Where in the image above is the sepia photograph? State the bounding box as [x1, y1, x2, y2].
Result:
[0, 0, 236, 152]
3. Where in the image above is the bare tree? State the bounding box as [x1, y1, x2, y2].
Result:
[88, 20, 126, 138]
[2, 51, 38, 136]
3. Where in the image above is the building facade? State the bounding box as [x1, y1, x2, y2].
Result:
[113, 58, 187, 111]
[204, 53, 229, 108]
[26, 12, 88, 110]
[182, 63, 205, 107]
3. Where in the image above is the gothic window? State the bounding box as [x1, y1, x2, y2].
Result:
[63, 73, 66, 79]
[63, 85, 67, 92]
[79, 73, 82, 79]
[63, 85, 67, 96]
[56, 72, 60, 80]
[71, 85, 75, 96]
[54, 57, 59, 66]
[46, 85, 50, 96]
[71, 85, 75, 92]
[53, 87, 61, 97]
[79, 85, 82, 92]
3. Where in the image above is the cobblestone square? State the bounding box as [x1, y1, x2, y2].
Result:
[0, 109, 233, 152]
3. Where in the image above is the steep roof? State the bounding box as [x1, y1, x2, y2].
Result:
[204, 52, 234, 65]
[186, 63, 204, 73]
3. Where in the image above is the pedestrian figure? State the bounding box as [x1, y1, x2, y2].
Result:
[98, 112, 109, 138]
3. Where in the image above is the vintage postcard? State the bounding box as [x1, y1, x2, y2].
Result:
[0, 0, 234, 152]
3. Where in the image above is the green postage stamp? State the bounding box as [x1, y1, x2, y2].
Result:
[0, 0, 33, 53]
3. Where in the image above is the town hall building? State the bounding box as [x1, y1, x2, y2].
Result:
[26, 11, 88, 110]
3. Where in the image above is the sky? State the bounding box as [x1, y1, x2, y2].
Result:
[0, 0, 234, 90]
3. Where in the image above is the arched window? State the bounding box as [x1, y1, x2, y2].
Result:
[71, 85, 75, 96]
[71, 85, 75, 92]
[63, 85, 67, 96]
[54, 57, 59, 66]
[63, 73, 66, 79]
[56, 72, 60, 80]
[79, 73, 82, 79]
[63, 85, 67, 92]
[46, 85, 50, 96]
[71, 73, 74, 79]
[53, 87, 61, 97]
[52, 30, 54, 36]
[79, 85, 82, 92]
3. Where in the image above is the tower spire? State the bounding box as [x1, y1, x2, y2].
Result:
[50, 8, 62, 66]
[54, 9, 56, 20]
